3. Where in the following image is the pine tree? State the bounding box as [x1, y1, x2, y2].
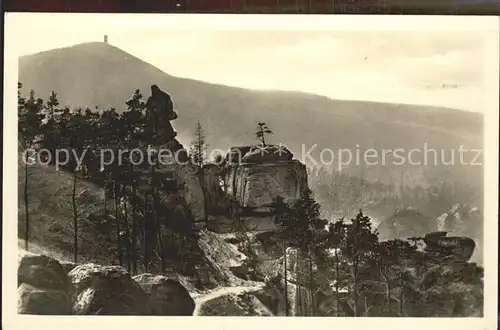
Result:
[271, 195, 294, 316]
[255, 122, 273, 146]
[376, 238, 416, 316]
[18, 87, 44, 251]
[326, 218, 348, 316]
[121, 89, 147, 274]
[189, 120, 209, 224]
[343, 210, 379, 316]
[189, 121, 208, 168]
[291, 188, 324, 315]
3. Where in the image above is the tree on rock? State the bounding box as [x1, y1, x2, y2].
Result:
[256, 122, 273, 146]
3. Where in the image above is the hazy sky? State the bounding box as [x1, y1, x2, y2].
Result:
[7, 14, 498, 113]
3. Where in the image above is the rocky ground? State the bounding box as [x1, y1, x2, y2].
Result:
[17, 231, 280, 316]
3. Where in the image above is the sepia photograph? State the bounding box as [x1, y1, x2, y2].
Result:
[2, 13, 499, 329]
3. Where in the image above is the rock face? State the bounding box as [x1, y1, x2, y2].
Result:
[17, 254, 72, 315]
[197, 292, 273, 316]
[203, 164, 229, 213]
[68, 263, 150, 315]
[423, 232, 476, 262]
[18, 283, 72, 315]
[133, 273, 195, 315]
[225, 146, 307, 211]
[153, 139, 206, 225]
[226, 160, 307, 212]
[18, 254, 70, 291]
[225, 145, 307, 211]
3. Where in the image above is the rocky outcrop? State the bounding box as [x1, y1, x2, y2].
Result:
[133, 273, 195, 315]
[153, 139, 206, 225]
[60, 261, 77, 275]
[17, 253, 199, 315]
[18, 254, 71, 291]
[226, 160, 307, 212]
[18, 283, 72, 315]
[197, 292, 273, 316]
[423, 232, 476, 262]
[225, 145, 307, 211]
[203, 164, 230, 214]
[17, 254, 72, 315]
[241, 145, 293, 163]
[68, 263, 150, 315]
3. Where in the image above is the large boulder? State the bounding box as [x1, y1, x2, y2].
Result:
[18, 254, 70, 291]
[197, 292, 273, 316]
[423, 232, 476, 262]
[18, 283, 72, 315]
[133, 273, 195, 315]
[68, 263, 150, 315]
[60, 261, 77, 275]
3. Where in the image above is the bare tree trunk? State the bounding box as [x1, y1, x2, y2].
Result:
[352, 260, 358, 317]
[309, 248, 315, 316]
[153, 193, 165, 273]
[114, 181, 123, 266]
[123, 195, 131, 273]
[24, 156, 30, 251]
[283, 241, 289, 316]
[72, 169, 78, 263]
[130, 185, 138, 275]
[335, 249, 340, 316]
[399, 271, 404, 316]
[143, 192, 150, 273]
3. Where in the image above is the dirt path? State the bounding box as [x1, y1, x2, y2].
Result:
[193, 283, 265, 316]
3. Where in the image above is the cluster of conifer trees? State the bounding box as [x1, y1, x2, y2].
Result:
[18, 83, 199, 273]
[271, 190, 483, 317]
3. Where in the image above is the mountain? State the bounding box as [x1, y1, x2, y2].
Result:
[18, 42, 483, 186]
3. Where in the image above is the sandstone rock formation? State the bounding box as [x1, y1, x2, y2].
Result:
[68, 263, 150, 315]
[423, 231, 476, 262]
[196, 292, 273, 316]
[17, 254, 73, 315]
[18, 254, 70, 291]
[203, 164, 229, 214]
[60, 261, 77, 275]
[226, 161, 307, 213]
[224, 145, 307, 210]
[133, 273, 195, 315]
[18, 283, 72, 315]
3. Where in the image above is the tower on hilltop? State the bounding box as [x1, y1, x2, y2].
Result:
[104, 35, 108, 44]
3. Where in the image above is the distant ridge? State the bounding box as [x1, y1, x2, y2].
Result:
[19, 42, 483, 185]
